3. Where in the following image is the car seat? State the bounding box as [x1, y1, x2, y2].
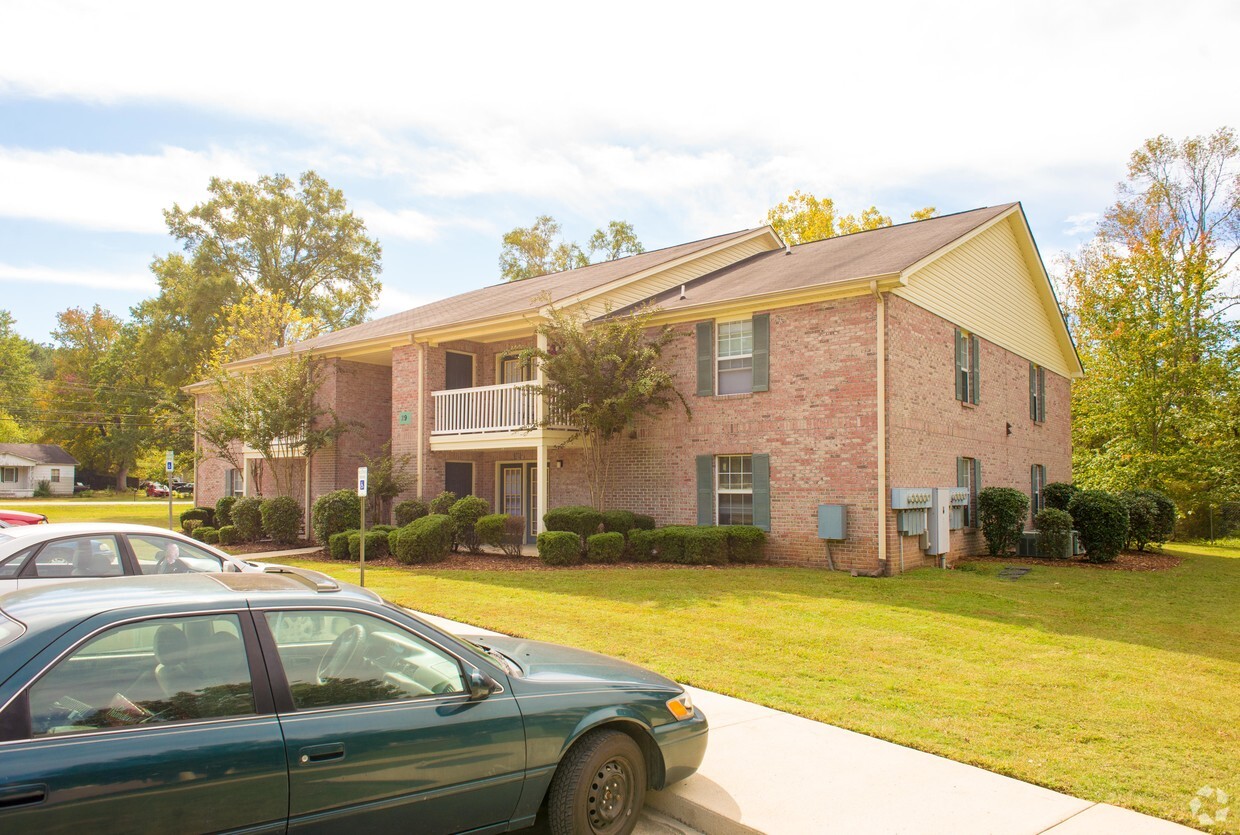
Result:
[152, 625, 198, 698]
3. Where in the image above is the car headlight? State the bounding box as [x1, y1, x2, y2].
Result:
[665, 692, 694, 721]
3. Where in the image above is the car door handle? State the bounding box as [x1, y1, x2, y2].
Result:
[0, 783, 48, 809]
[298, 743, 345, 765]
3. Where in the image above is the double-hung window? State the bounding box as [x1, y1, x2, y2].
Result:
[1, 468, 16, 484]
[50, 468, 60, 483]
[1031, 464, 1046, 520]
[955, 328, 980, 404]
[716, 321, 754, 395]
[696, 314, 769, 396]
[697, 453, 770, 530]
[1029, 363, 1046, 422]
[957, 457, 981, 527]
[716, 455, 754, 525]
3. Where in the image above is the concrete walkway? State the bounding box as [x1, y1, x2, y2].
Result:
[414, 611, 1196, 835]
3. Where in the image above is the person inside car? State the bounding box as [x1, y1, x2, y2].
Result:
[154, 543, 189, 574]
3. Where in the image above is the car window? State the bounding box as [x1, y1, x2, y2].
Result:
[31, 536, 123, 578]
[0, 612, 24, 648]
[129, 535, 224, 575]
[0, 546, 36, 579]
[27, 613, 255, 737]
[264, 610, 466, 710]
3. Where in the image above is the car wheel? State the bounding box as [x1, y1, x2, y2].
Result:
[547, 729, 646, 835]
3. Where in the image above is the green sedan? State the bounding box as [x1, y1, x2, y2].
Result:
[0, 571, 707, 834]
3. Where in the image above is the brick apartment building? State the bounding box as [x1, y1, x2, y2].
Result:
[192, 202, 1081, 574]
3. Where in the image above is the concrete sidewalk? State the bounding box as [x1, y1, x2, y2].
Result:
[414, 611, 1195, 835]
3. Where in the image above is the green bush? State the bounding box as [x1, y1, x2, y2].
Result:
[545, 505, 604, 542]
[1069, 490, 1129, 563]
[650, 526, 688, 563]
[328, 530, 356, 560]
[477, 513, 524, 557]
[217, 525, 239, 546]
[1120, 489, 1176, 550]
[978, 487, 1030, 556]
[390, 515, 453, 564]
[311, 489, 361, 545]
[33, 480, 52, 498]
[684, 527, 729, 565]
[1042, 482, 1078, 513]
[537, 530, 581, 566]
[429, 491, 457, 516]
[449, 496, 490, 554]
[632, 514, 657, 531]
[191, 526, 216, 542]
[1034, 508, 1074, 559]
[601, 510, 637, 536]
[371, 524, 397, 533]
[348, 529, 390, 560]
[585, 532, 625, 563]
[215, 496, 237, 527]
[394, 499, 430, 527]
[626, 528, 655, 561]
[179, 507, 211, 532]
[201, 527, 220, 544]
[261, 496, 302, 545]
[231, 497, 264, 542]
[723, 526, 767, 563]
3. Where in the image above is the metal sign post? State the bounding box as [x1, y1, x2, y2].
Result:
[357, 467, 368, 587]
[165, 451, 175, 530]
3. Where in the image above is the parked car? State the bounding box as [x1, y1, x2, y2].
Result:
[0, 509, 48, 526]
[0, 572, 707, 834]
[144, 482, 169, 497]
[170, 480, 193, 496]
[0, 523, 320, 593]
[72, 482, 90, 494]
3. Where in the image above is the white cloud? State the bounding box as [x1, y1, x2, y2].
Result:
[373, 285, 440, 319]
[355, 203, 441, 242]
[0, 262, 155, 292]
[0, 146, 257, 233]
[1064, 213, 1100, 237]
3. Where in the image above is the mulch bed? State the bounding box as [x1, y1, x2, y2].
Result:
[284, 549, 749, 571]
[223, 541, 316, 556]
[960, 549, 1182, 572]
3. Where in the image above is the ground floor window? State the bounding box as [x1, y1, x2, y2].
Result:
[716, 455, 754, 525]
[445, 461, 475, 498]
[50, 469, 60, 483]
[225, 468, 245, 498]
[1031, 464, 1046, 521]
[957, 457, 980, 527]
[1, 468, 16, 483]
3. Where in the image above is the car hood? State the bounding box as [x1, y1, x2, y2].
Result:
[477, 635, 681, 692]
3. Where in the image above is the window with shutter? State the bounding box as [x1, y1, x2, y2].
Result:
[955, 329, 980, 404]
[957, 457, 976, 527]
[1030, 363, 1046, 422]
[716, 321, 754, 395]
[1031, 464, 1046, 520]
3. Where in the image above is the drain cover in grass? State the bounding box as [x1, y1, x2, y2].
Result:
[997, 566, 1032, 580]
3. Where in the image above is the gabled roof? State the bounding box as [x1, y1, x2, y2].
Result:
[0, 443, 78, 466]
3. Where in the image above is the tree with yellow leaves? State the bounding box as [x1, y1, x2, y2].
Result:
[765, 190, 937, 245]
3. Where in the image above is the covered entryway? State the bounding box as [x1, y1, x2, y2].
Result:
[498, 462, 538, 544]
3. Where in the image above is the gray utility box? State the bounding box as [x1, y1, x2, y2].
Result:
[891, 488, 932, 536]
[926, 488, 953, 555]
[818, 504, 847, 540]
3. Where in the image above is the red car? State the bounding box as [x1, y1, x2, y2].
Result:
[0, 508, 49, 525]
[143, 482, 170, 498]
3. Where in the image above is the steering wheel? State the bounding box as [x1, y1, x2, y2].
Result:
[317, 624, 367, 684]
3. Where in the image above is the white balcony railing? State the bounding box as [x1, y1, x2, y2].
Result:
[432, 382, 572, 435]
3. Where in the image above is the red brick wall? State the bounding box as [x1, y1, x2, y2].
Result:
[885, 295, 1072, 567]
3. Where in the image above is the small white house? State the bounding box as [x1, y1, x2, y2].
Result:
[0, 444, 79, 498]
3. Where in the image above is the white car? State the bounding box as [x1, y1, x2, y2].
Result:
[0, 523, 314, 593]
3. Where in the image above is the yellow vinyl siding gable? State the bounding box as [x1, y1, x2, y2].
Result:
[894, 214, 1078, 378]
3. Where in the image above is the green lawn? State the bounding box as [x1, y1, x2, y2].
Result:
[8, 500, 192, 526]
[284, 543, 1239, 831]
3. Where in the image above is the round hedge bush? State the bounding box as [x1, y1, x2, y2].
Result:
[394, 499, 430, 527]
[626, 528, 655, 561]
[261, 496, 302, 546]
[683, 527, 729, 565]
[191, 526, 216, 542]
[978, 487, 1030, 556]
[449, 496, 490, 554]
[312, 489, 361, 545]
[585, 531, 625, 563]
[231, 497, 264, 542]
[201, 527, 220, 545]
[601, 510, 637, 537]
[217, 525, 240, 546]
[723, 525, 767, 563]
[429, 491, 457, 516]
[349, 529, 390, 560]
[1034, 508, 1073, 559]
[1042, 482, 1078, 513]
[329, 530, 357, 560]
[537, 530, 581, 566]
[1068, 489, 1129, 563]
[215, 495, 237, 527]
[390, 515, 453, 564]
[545, 506, 604, 542]
[180, 507, 212, 532]
[1120, 489, 1176, 550]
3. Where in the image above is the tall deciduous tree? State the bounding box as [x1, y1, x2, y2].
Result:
[523, 301, 688, 509]
[765, 190, 937, 245]
[1063, 128, 1239, 517]
[0, 311, 38, 425]
[500, 216, 644, 281]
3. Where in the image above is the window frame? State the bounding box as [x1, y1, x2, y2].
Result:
[1030, 363, 1046, 423]
[715, 319, 755, 396]
[955, 329, 980, 405]
[50, 469, 61, 483]
[715, 454, 754, 526]
[1031, 464, 1046, 520]
[958, 457, 977, 528]
[1, 467, 16, 484]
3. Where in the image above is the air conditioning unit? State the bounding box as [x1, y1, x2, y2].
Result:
[1018, 531, 1041, 557]
[1071, 530, 1084, 556]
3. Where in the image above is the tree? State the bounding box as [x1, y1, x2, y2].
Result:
[358, 441, 415, 523]
[523, 300, 689, 509]
[765, 190, 937, 245]
[1063, 128, 1240, 513]
[0, 311, 38, 429]
[208, 291, 326, 368]
[499, 216, 644, 281]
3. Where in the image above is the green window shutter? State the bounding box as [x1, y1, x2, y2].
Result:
[696, 455, 714, 525]
[1037, 367, 1046, 422]
[970, 334, 980, 404]
[956, 456, 967, 487]
[954, 329, 964, 401]
[696, 322, 714, 397]
[1029, 363, 1037, 421]
[973, 458, 982, 493]
[752, 453, 771, 532]
[751, 313, 770, 392]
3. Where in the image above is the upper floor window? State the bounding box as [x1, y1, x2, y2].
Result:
[696, 314, 769, 396]
[717, 321, 754, 395]
[955, 328, 979, 404]
[1029, 363, 1046, 422]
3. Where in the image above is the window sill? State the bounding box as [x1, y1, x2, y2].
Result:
[715, 392, 754, 400]
[958, 400, 977, 410]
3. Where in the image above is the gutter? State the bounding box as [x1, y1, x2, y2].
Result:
[870, 280, 888, 573]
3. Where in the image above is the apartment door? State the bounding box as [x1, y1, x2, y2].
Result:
[499, 463, 537, 545]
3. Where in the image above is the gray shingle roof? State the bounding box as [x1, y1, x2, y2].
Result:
[0, 443, 79, 466]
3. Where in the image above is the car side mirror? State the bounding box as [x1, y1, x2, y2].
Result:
[467, 669, 498, 701]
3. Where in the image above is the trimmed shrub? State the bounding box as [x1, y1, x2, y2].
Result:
[371, 524, 397, 533]
[632, 514, 657, 531]
[215, 495, 237, 527]
[537, 530, 581, 566]
[601, 510, 637, 537]
[311, 489, 361, 545]
[390, 515, 453, 564]
[261, 496, 302, 545]
[182, 519, 203, 535]
[217, 525, 240, 546]
[348, 529, 390, 560]
[477, 513, 525, 557]
[232, 497, 264, 542]
[1034, 508, 1073, 559]
[545, 505, 605, 542]
[1069, 490, 1129, 563]
[684, 527, 729, 565]
[724, 525, 767, 563]
[180, 507, 211, 532]
[201, 527, 220, 544]
[329, 530, 356, 560]
[429, 491, 457, 516]
[627, 528, 655, 561]
[978, 487, 1030, 556]
[1120, 489, 1176, 550]
[394, 499, 430, 527]
[1042, 482, 1078, 513]
[650, 526, 688, 563]
[586, 532, 625, 564]
[449, 496, 491, 554]
[33, 480, 52, 498]
[191, 526, 216, 542]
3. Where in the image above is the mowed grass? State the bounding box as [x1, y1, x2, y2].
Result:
[285, 543, 1239, 830]
[7, 500, 192, 526]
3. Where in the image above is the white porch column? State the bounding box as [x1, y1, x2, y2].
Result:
[534, 331, 549, 425]
[535, 443, 549, 535]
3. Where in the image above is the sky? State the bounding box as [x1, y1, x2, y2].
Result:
[0, 0, 1237, 343]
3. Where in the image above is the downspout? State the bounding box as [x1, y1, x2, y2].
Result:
[417, 340, 426, 500]
[870, 281, 888, 573]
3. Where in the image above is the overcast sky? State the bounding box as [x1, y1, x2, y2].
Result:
[1, 0, 1236, 342]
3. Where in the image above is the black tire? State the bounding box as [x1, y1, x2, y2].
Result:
[547, 729, 647, 835]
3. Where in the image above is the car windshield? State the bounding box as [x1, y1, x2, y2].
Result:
[0, 611, 25, 648]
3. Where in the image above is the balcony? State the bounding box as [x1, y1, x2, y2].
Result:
[431, 382, 576, 450]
